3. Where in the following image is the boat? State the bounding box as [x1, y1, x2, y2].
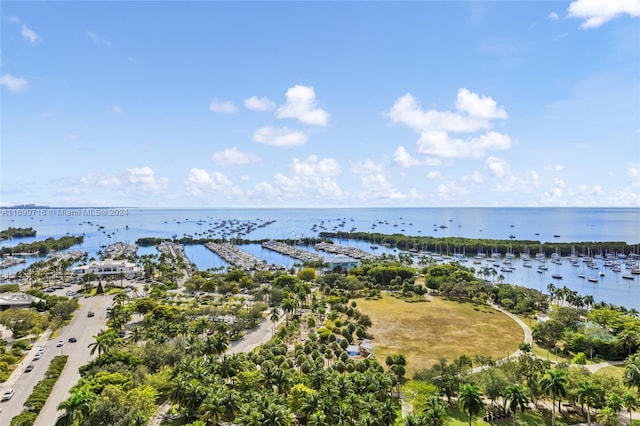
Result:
[578, 273, 585, 278]
[552, 274, 563, 279]
[588, 277, 598, 283]
[623, 274, 635, 280]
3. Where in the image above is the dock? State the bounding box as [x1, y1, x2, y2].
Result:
[104, 242, 137, 258]
[205, 242, 268, 271]
[314, 242, 378, 260]
[261, 240, 326, 263]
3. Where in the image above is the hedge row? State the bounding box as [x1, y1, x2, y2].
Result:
[10, 355, 68, 426]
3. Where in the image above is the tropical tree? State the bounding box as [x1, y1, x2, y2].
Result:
[623, 353, 640, 394]
[55, 386, 96, 426]
[596, 406, 619, 426]
[503, 383, 528, 426]
[88, 329, 117, 358]
[576, 381, 602, 426]
[422, 396, 447, 426]
[622, 390, 638, 425]
[539, 368, 567, 426]
[269, 307, 280, 336]
[458, 383, 484, 426]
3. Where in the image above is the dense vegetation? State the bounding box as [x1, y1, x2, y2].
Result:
[0, 227, 37, 240]
[0, 235, 83, 256]
[319, 231, 636, 257]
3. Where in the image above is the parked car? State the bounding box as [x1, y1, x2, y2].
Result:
[25, 364, 34, 373]
[33, 352, 42, 361]
[68, 337, 77, 343]
[1, 388, 15, 401]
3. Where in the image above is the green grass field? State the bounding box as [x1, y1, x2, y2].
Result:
[357, 295, 523, 376]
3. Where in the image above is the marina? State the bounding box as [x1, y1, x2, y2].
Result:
[1, 207, 639, 309]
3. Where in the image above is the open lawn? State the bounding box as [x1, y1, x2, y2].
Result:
[357, 295, 523, 376]
[595, 364, 625, 381]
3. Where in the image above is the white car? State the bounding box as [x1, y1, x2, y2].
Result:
[56, 340, 65, 347]
[1, 388, 15, 401]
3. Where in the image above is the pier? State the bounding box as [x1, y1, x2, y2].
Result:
[0, 256, 26, 269]
[205, 242, 268, 270]
[157, 241, 197, 276]
[314, 242, 378, 261]
[261, 240, 326, 263]
[104, 242, 137, 258]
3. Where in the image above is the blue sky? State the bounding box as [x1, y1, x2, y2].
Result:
[1, 1, 639, 208]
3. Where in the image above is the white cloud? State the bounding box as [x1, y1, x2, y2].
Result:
[112, 105, 123, 114]
[388, 89, 511, 159]
[427, 171, 443, 180]
[244, 96, 275, 111]
[462, 171, 484, 184]
[393, 146, 422, 167]
[350, 159, 384, 174]
[126, 166, 168, 192]
[255, 156, 343, 200]
[568, 0, 640, 29]
[85, 30, 111, 46]
[417, 130, 511, 158]
[65, 133, 80, 141]
[437, 182, 469, 200]
[548, 11, 560, 20]
[0, 74, 29, 92]
[253, 126, 307, 147]
[212, 147, 260, 165]
[276, 85, 329, 126]
[186, 168, 234, 196]
[290, 155, 341, 178]
[455, 88, 507, 119]
[21, 24, 40, 43]
[485, 156, 511, 177]
[209, 99, 238, 113]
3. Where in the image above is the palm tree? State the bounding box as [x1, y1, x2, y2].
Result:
[458, 383, 484, 426]
[539, 368, 567, 426]
[503, 383, 528, 426]
[422, 396, 447, 426]
[624, 353, 640, 393]
[622, 391, 638, 425]
[269, 307, 280, 336]
[200, 392, 224, 425]
[596, 406, 619, 426]
[55, 387, 96, 426]
[576, 381, 602, 426]
[88, 329, 116, 358]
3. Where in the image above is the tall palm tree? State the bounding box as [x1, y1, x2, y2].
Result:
[88, 329, 117, 357]
[55, 387, 96, 426]
[200, 392, 224, 425]
[539, 368, 567, 426]
[503, 383, 528, 426]
[622, 391, 638, 425]
[624, 353, 640, 393]
[458, 383, 484, 426]
[269, 307, 280, 336]
[576, 381, 602, 426]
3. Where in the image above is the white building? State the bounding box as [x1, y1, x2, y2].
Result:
[71, 259, 141, 278]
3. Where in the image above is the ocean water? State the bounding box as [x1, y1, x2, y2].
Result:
[1, 207, 639, 309]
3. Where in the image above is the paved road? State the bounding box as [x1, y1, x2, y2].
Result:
[32, 294, 114, 426]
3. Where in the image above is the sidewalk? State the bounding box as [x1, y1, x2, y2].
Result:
[1, 329, 52, 392]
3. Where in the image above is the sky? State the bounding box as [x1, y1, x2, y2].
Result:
[1, 1, 639, 208]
